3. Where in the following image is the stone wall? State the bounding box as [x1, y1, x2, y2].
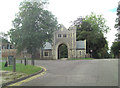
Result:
[39, 49, 53, 60]
[2, 49, 31, 58]
[52, 25, 77, 59]
[76, 50, 86, 58]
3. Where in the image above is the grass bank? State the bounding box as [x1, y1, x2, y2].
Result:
[1, 58, 32, 60]
[0, 62, 42, 75]
[68, 58, 94, 60]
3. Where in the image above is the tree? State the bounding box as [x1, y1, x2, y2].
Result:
[8, 0, 58, 65]
[114, 2, 120, 41]
[111, 41, 120, 58]
[85, 12, 110, 34]
[115, 2, 120, 29]
[73, 12, 110, 34]
[0, 32, 9, 44]
[115, 2, 120, 40]
[73, 12, 110, 58]
[111, 2, 120, 58]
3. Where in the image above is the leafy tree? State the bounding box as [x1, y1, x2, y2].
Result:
[115, 3, 120, 28]
[8, 0, 58, 65]
[0, 32, 11, 50]
[74, 12, 110, 33]
[85, 12, 110, 34]
[111, 41, 120, 58]
[73, 12, 110, 58]
[111, 2, 120, 58]
[0, 32, 9, 44]
[114, 2, 120, 41]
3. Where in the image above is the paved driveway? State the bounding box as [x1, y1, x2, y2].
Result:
[15, 59, 118, 86]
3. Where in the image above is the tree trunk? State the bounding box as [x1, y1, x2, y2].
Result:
[31, 54, 35, 66]
[31, 49, 36, 66]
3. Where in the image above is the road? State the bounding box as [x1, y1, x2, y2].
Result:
[10, 59, 117, 86]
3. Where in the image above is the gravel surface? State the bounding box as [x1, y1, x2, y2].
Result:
[0, 70, 27, 85]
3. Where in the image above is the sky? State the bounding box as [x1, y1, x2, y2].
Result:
[0, 0, 119, 49]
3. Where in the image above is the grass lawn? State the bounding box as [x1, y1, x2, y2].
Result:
[1, 58, 32, 60]
[68, 58, 94, 60]
[0, 62, 42, 75]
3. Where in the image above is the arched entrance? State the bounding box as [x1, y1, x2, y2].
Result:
[58, 44, 68, 59]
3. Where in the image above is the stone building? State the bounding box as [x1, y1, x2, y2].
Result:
[1, 41, 31, 58]
[1, 25, 86, 60]
[40, 25, 86, 60]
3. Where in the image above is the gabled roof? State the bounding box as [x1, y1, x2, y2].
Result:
[76, 41, 85, 49]
[55, 24, 69, 33]
[44, 42, 52, 49]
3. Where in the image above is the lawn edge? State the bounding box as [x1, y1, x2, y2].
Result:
[2, 67, 44, 87]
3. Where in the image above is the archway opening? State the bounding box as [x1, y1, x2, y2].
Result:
[58, 44, 68, 59]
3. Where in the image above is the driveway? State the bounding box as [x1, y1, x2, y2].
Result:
[14, 59, 119, 86]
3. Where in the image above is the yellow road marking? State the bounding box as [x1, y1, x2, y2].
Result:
[9, 66, 47, 86]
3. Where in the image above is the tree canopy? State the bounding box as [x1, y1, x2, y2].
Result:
[8, 0, 58, 64]
[111, 41, 120, 58]
[114, 2, 120, 41]
[111, 2, 120, 58]
[0, 32, 9, 44]
[115, 3, 120, 28]
[73, 12, 110, 58]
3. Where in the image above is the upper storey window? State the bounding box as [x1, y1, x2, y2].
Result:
[63, 34, 67, 37]
[58, 34, 61, 38]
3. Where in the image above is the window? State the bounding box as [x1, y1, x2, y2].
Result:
[63, 34, 67, 37]
[58, 34, 61, 38]
[10, 45, 13, 49]
[69, 34, 70, 37]
[80, 51, 81, 55]
[44, 52, 49, 56]
[2, 45, 5, 49]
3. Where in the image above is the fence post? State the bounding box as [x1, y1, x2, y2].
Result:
[13, 58, 16, 72]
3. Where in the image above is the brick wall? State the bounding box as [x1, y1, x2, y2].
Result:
[2, 49, 31, 58]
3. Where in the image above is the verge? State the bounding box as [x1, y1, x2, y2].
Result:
[2, 66, 46, 87]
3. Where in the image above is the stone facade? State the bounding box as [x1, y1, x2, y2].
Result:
[52, 26, 77, 59]
[40, 25, 86, 60]
[40, 49, 52, 60]
[1, 25, 86, 60]
[1, 49, 31, 58]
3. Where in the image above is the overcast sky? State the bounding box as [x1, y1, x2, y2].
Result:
[0, 0, 119, 48]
